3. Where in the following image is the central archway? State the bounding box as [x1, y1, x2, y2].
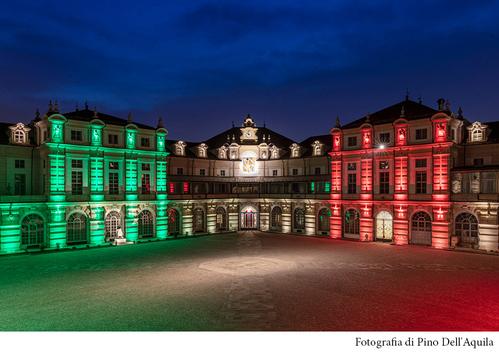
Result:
[240, 205, 258, 230]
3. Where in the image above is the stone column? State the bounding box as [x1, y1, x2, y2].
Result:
[89, 206, 105, 246]
[207, 204, 216, 234]
[305, 204, 316, 235]
[259, 202, 270, 232]
[182, 205, 193, 236]
[281, 203, 291, 233]
[0, 208, 21, 253]
[48, 205, 66, 249]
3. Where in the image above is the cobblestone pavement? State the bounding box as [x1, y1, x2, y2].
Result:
[0, 231, 499, 331]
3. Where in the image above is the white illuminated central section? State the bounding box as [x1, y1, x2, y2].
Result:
[240, 150, 258, 175]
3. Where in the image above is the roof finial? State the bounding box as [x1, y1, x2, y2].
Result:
[437, 98, 445, 111]
[84, 101, 89, 110]
[263, 121, 266, 128]
[445, 100, 451, 111]
[458, 106, 463, 119]
[232, 121, 235, 128]
[400, 105, 405, 118]
[127, 112, 133, 123]
[53, 100, 59, 113]
[418, 96, 422, 104]
[48, 100, 53, 113]
[335, 115, 341, 128]
[75, 103, 79, 111]
[405, 89, 410, 101]
[157, 116, 164, 128]
[35, 108, 41, 121]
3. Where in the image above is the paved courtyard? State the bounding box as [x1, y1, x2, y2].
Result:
[1, 231, 498, 331]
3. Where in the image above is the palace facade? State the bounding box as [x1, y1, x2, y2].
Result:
[0, 97, 498, 254]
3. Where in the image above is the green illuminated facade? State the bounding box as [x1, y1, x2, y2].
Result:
[0, 105, 169, 253]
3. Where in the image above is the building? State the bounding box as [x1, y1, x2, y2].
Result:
[0, 103, 169, 253]
[0, 97, 498, 254]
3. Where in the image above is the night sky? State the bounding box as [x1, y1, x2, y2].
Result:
[1, 1, 499, 142]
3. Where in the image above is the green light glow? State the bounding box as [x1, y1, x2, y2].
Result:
[156, 161, 167, 192]
[310, 182, 315, 193]
[325, 182, 331, 193]
[126, 160, 138, 193]
[126, 128, 137, 149]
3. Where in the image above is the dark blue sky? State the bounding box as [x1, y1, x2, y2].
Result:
[1, 0, 499, 141]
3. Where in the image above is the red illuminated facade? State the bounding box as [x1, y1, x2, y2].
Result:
[329, 98, 465, 249]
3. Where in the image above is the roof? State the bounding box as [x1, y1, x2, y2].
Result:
[204, 126, 296, 148]
[0, 122, 12, 145]
[341, 99, 439, 129]
[299, 134, 331, 157]
[61, 108, 156, 130]
[486, 121, 499, 142]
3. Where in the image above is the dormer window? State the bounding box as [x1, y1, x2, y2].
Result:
[229, 144, 239, 160]
[312, 141, 322, 156]
[467, 122, 487, 143]
[218, 145, 228, 159]
[270, 145, 279, 159]
[290, 143, 301, 158]
[198, 143, 208, 158]
[9, 123, 31, 145]
[175, 141, 187, 156]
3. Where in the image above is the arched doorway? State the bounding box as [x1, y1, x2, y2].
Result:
[344, 209, 360, 239]
[138, 210, 154, 238]
[376, 211, 393, 241]
[317, 208, 330, 234]
[168, 208, 180, 236]
[411, 211, 432, 245]
[215, 207, 227, 232]
[293, 208, 305, 232]
[21, 214, 45, 247]
[240, 205, 258, 230]
[455, 212, 479, 248]
[271, 206, 282, 231]
[105, 211, 121, 242]
[193, 208, 205, 233]
[67, 213, 88, 245]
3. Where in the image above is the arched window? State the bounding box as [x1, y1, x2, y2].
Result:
[471, 129, 483, 142]
[455, 213, 479, 247]
[344, 209, 360, 236]
[271, 206, 282, 230]
[318, 208, 330, 232]
[216, 207, 227, 231]
[21, 214, 44, 246]
[294, 208, 305, 230]
[168, 208, 180, 236]
[411, 211, 432, 245]
[193, 208, 205, 233]
[67, 213, 87, 245]
[14, 130, 25, 144]
[138, 210, 154, 238]
[105, 211, 121, 241]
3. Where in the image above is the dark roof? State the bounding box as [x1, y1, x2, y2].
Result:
[61, 108, 156, 130]
[0, 122, 12, 145]
[299, 134, 331, 157]
[341, 99, 439, 129]
[486, 121, 499, 142]
[204, 126, 296, 148]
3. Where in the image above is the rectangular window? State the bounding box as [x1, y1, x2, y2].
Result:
[480, 172, 497, 193]
[415, 159, 427, 168]
[140, 137, 150, 147]
[72, 159, 83, 169]
[348, 174, 357, 194]
[272, 170, 278, 176]
[14, 174, 26, 195]
[379, 161, 389, 169]
[71, 130, 82, 141]
[416, 171, 427, 194]
[473, 158, 484, 166]
[220, 170, 226, 176]
[141, 174, 151, 194]
[314, 167, 321, 175]
[199, 169, 206, 176]
[108, 134, 119, 145]
[379, 132, 390, 143]
[109, 173, 119, 194]
[415, 128, 428, 140]
[177, 167, 184, 175]
[15, 160, 25, 169]
[292, 168, 298, 176]
[71, 171, 83, 195]
[379, 171, 389, 194]
[109, 162, 119, 170]
[141, 163, 150, 171]
[347, 136, 357, 147]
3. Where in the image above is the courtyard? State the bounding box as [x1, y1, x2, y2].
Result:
[0, 231, 498, 331]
